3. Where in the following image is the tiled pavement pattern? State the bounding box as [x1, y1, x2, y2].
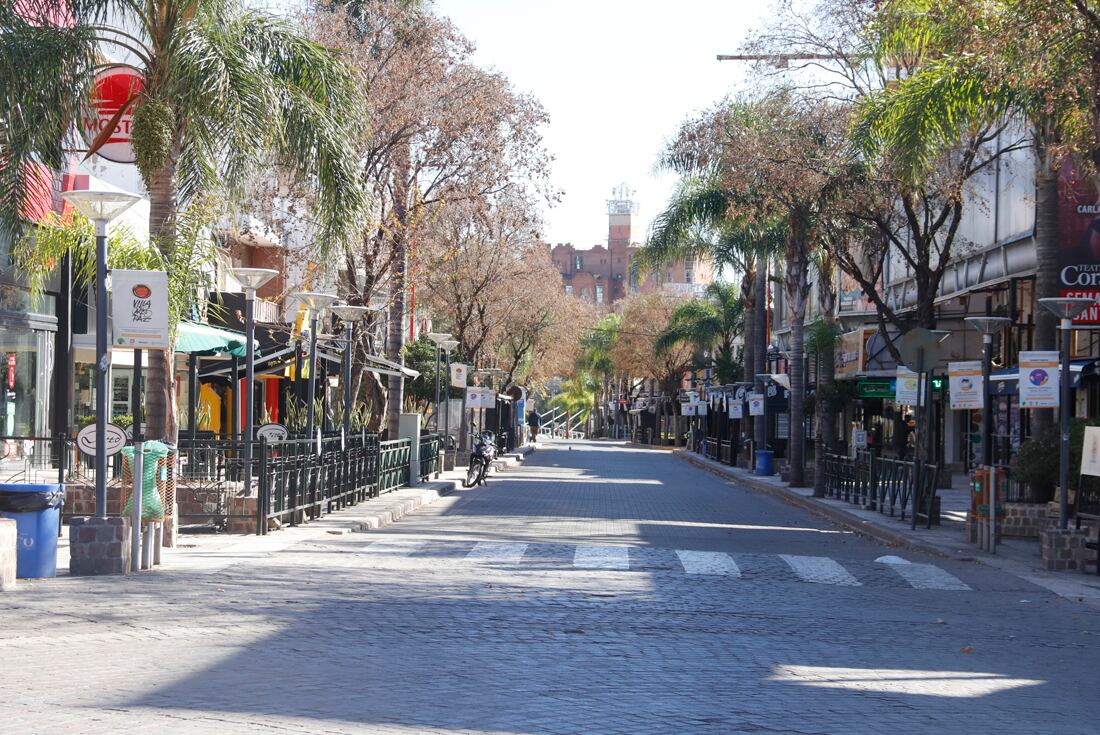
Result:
[2, 438, 1100, 734]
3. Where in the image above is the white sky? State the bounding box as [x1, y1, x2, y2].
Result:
[431, 0, 770, 247]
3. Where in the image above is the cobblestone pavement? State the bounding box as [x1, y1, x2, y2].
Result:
[3, 438, 1100, 734]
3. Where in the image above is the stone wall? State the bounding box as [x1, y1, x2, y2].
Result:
[1001, 503, 1047, 538]
[1040, 527, 1090, 572]
[0, 518, 16, 591]
[69, 517, 130, 576]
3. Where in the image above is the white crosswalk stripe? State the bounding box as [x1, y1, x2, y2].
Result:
[883, 561, 971, 590]
[362, 539, 425, 556]
[465, 541, 529, 564]
[675, 550, 741, 577]
[780, 554, 862, 586]
[574, 545, 629, 570]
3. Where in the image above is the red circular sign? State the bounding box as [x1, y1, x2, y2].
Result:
[132, 284, 152, 299]
[83, 67, 144, 164]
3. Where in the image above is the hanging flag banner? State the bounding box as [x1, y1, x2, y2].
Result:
[747, 393, 765, 416]
[948, 361, 983, 410]
[694, 400, 708, 416]
[111, 269, 169, 349]
[729, 399, 743, 419]
[1019, 351, 1060, 408]
[1082, 426, 1100, 477]
[450, 362, 467, 388]
[895, 367, 920, 405]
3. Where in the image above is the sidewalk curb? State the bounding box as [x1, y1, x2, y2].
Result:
[349, 480, 461, 531]
[676, 450, 948, 558]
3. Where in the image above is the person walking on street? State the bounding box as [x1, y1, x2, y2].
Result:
[527, 407, 541, 444]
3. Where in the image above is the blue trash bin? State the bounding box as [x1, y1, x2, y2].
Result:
[0, 483, 65, 578]
[754, 450, 775, 477]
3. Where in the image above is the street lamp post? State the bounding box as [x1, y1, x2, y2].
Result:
[330, 305, 372, 438]
[231, 268, 277, 491]
[442, 339, 459, 449]
[426, 333, 453, 431]
[1039, 297, 1095, 529]
[60, 190, 140, 517]
[291, 292, 338, 450]
[965, 316, 1011, 551]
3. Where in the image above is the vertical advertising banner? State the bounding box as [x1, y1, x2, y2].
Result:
[729, 399, 743, 419]
[747, 393, 765, 416]
[450, 362, 467, 388]
[1018, 351, 1060, 408]
[111, 269, 169, 349]
[895, 367, 920, 405]
[680, 403, 696, 416]
[948, 361, 983, 410]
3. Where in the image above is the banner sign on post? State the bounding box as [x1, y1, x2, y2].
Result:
[111, 269, 169, 349]
[1082, 426, 1100, 477]
[680, 403, 696, 416]
[450, 363, 467, 388]
[747, 393, 765, 416]
[1019, 351, 1060, 408]
[695, 401, 707, 416]
[948, 361, 983, 410]
[895, 367, 921, 405]
[465, 386, 495, 409]
[729, 399, 743, 419]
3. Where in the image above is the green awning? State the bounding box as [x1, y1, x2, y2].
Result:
[175, 322, 256, 358]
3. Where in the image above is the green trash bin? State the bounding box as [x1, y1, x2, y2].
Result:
[120, 441, 169, 522]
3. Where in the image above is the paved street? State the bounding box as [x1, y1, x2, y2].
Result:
[3, 439, 1100, 734]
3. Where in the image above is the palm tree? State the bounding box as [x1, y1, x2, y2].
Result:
[655, 282, 744, 384]
[1, 0, 365, 440]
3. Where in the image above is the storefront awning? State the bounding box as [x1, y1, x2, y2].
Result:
[761, 373, 791, 390]
[176, 322, 256, 357]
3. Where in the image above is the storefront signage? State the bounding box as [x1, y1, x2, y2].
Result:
[111, 269, 169, 349]
[856, 379, 894, 399]
[895, 367, 920, 405]
[948, 361, 983, 410]
[255, 423, 289, 442]
[747, 393, 765, 416]
[76, 423, 127, 457]
[1018, 351, 1060, 408]
[5, 353, 14, 390]
[1058, 163, 1100, 324]
[84, 66, 144, 164]
[450, 363, 467, 388]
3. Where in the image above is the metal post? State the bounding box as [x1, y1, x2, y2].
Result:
[94, 222, 109, 516]
[188, 352, 198, 443]
[433, 344, 441, 431]
[243, 292, 256, 491]
[306, 314, 319, 450]
[230, 356, 239, 442]
[343, 322, 354, 438]
[911, 348, 924, 530]
[444, 348, 452, 446]
[130, 348, 143, 570]
[1059, 317, 1072, 529]
[981, 333, 995, 551]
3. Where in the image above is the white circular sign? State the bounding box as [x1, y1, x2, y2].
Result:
[255, 423, 289, 442]
[76, 423, 128, 457]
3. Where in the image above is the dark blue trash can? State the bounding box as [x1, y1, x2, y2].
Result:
[754, 450, 775, 477]
[0, 483, 65, 578]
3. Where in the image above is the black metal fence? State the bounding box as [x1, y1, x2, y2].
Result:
[822, 451, 939, 524]
[419, 433, 441, 481]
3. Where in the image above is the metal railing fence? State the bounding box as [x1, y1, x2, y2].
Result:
[823, 451, 939, 524]
[419, 433, 441, 481]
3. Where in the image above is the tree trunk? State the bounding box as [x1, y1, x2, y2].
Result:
[143, 134, 182, 443]
[741, 263, 756, 385]
[385, 145, 412, 438]
[786, 227, 811, 488]
[1032, 155, 1060, 438]
[813, 265, 839, 497]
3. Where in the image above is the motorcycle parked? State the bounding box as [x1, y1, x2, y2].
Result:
[464, 431, 497, 487]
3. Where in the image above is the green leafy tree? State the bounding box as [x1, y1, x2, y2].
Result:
[1, 0, 365, 440]
[654, 282, 744, 385]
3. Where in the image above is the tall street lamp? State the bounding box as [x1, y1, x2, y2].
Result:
[1039, 297, 1096, 529]
[291, 292, 338, 448]
[231, 267, 277, 490]
[61, 190, 140, 517]
[426, 332, 452, 431]
[441, 339, 459, 446]
[330, 304, 372, 438]
[965, 316, 1011, 551]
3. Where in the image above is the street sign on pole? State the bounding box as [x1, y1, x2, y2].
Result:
[111, 270, 169, 349]
[898, 328, 940, 374]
